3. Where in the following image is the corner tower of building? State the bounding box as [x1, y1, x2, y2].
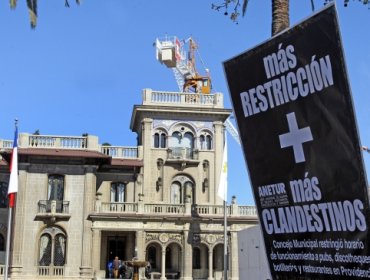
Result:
[130, 88, 231, 206]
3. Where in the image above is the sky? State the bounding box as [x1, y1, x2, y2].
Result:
[0, 0, 369, 205]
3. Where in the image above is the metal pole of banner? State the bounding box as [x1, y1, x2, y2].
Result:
[4, 207, 13, 280]
[223, 200, 228, 280]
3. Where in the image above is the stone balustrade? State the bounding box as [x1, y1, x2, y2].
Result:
[167, 147, 198, 160]
[100, 146, 138, 158]
[238, 205, 258, 216]
[142, 88, 224, 108]
[38, 200, 70, 214]
[95, 201, 257, 217]
[38, 266, 64, 277]
[194, 204, 229, 215]
[0, 133, 140, 159]
[28, 135, 87, 149]
[0, 140, 13, 148]
[144, 203, 186, 214]
[101, 202, 138, 213]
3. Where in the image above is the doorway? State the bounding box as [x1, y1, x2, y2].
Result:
[106, 236, 126, 278]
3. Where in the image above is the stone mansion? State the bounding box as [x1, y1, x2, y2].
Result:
[0, 89, 259, 280]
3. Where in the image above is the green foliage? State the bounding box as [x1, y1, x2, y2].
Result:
[102, 142, 112, 146]
[212, 0, 369, 24]
[9, 0, 80, 29]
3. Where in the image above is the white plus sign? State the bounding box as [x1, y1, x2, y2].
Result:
[279, 112, 313, 163]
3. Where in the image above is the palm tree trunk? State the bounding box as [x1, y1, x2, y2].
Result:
[272, 0, 290, 36]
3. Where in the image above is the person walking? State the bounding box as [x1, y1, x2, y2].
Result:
[113, 256, 120, 279]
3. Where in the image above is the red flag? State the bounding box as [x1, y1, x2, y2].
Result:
[8, 126, 18, 208]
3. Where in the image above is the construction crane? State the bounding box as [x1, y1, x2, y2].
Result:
[155, 35, 241, 144]
[156, 36, 212, 94]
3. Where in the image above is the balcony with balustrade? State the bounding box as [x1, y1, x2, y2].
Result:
[35, 200, 71, 223]
[166, 147, 200, 169]
[93, 198, 257, 222]
[0, 133, 140, 160]
[38, 265, 64, 277]
[142, 88, 224, 109]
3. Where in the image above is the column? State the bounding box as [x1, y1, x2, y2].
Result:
[182, 230, 192, 280]
[208, 248, 213, 280]
[9, 170, 27, 276]
[136, 230, 144, 260]
[161, 246, 166, 280]
[213, 121, 224, 204]
[92, 228, 102, 276]
[229, 232, 239, 280]
[127, 232, 135, 260]
[80, 170, 95, 278]
[201, 247, 207, 274]
[141, 118, 153, 200]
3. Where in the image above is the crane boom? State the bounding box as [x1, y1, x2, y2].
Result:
[155, 35, 241, 145]
[156, 36, 211, 94]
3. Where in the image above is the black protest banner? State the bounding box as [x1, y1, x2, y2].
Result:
[224, 4, 370, 279]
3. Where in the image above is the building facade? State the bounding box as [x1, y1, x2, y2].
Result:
[0, 89, 258, 280]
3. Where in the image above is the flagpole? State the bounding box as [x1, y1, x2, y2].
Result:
[223, 199, 228, 280]
[218, 131, 228, 280]
[4, 119, 18, 280]
[4, 205, 13, 280]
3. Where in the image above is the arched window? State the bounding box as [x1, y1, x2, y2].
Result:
[170, 182, 182, 204]
[185, 181, 194, 203]
[0, 182, 8, 208]
[183, 132, 194, 149]
[193, 247, 201, 269]
[154, 131, 167, 148]
[39, 227, 66, 267]
[111, 182, 126, 203]
[165, 247, 172, 269]
[199, 133, 212, 150]
[39, 234, 52, 266]
[154, 133, 159, 148]
[170, 176, 195, 204]
[206, 135, 212, 150]
[171, 132, 182, 147]
[54, 234, 66, 266]
[199, 135, 205, 150]
[147, 246, 157, 269]
[48, 175, 64, 201]
[160, 133, 166, 148]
